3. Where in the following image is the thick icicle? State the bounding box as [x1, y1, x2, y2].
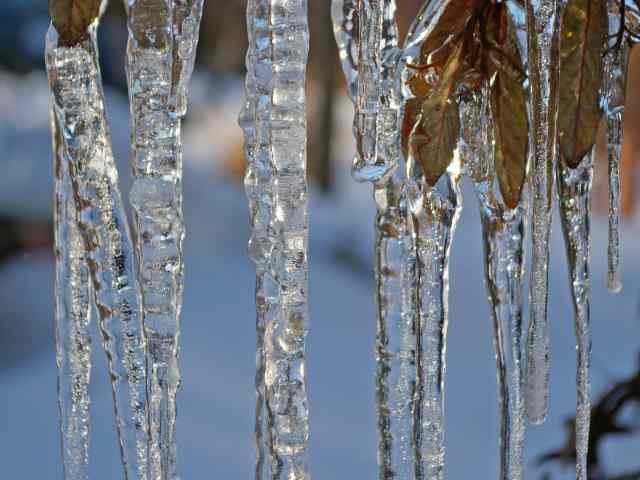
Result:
[46, 26, 149, 480]
[557, 153, 593, 480]
[332, 1, 418, 477]
[53, 112, 93, 480]
[241, 1, 312, 478]
[524, 0, 560, 426]
[123, 1, 204, 478]
[407, 170, 461, 480]
[461, 91, 526, 480]
[602, 7, 630, 293]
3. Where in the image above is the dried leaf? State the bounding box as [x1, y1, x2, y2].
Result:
[50, 0, 102, 47]
[127, 0, 172, 49]
[558, 0, 607, 168]
[409, 43, 464, 186]
[485, 3, 529, 209]
[419, 0, 478, 68]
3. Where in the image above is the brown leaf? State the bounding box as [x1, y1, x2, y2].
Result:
[418, 0, 478, 69]
[558, 0, 607, 168]
[485, 3, 529, 209]
[127, 0, 172, 49]
[50, 0, 102, 47]
[409, 42, 464, 186]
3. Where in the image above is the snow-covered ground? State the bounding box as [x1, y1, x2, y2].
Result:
[0, 70, 639, 479]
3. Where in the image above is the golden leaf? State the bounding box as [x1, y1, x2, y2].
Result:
[50, 0, 102, 47]
[485, 3, 529, 209]
[409, 42, 464, 186]
[558, 0, 607, 168]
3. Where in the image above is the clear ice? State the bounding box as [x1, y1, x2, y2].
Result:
[123, 1, 204, 478]
[240, 1, 312, 479]
[524, 0, 560, 426]
[557, 153, 594, 480]
[53, 112, 93, 480]
[333, 1, 418, 477]
[461, 89, 526, 480]
[46, 26, 149, 480]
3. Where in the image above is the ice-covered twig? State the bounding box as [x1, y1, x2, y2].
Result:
[241, 1, 312, 478]
[123, 1, 204, 477]
[46, 25, 149, 480]
[52, 112, 93, 480]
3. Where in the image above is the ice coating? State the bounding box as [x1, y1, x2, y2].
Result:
[352, 0, 401, 182]
[524, 0, 560, 426]
[331, 0, 358, 100]
[123, 1, 204, 478]
[46, 26, 149, 480]
[53, 112, 93, 480]
[461, 90, 526, 480]
[557, 153, 593, 480]
[240, 1, 312, 478]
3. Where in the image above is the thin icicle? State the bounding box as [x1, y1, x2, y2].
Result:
[352, 0, 400, 182]
[53, 112, 93, 480]
[46, 25, 149, 480]
[123, 1, 204, 478]
[332, 1, 418, 477]
[524, 0, 560, 426]
[241, 1, 312, 478]
[557, 153, 593, 480]
[461, 91, 526, 480]
[602, 13, 630, 292]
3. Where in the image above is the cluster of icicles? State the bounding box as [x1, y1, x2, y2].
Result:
[327, 0, 636, 480]
[46, 0, 204, 479]
[46, 0, 635, 479]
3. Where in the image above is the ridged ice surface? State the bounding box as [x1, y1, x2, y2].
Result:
[240, 1, 311, 479]
[53, 113, 93, 480]
[123, 1, 204, 478]
[461, 91, 526, 480]
[46, 27, 149, 480]
[352, 0, 401, 182]
[524, 0, 560, 426]
[557, 154, 593, 480]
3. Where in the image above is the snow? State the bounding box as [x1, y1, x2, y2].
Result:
[0, 70, 639, 478]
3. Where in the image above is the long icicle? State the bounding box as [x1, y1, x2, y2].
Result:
[332, 1, 418, 477]
[602, 26, 629, 293]
[524, 0, 561, 425]
[557, 153, 594, 480]
[461, 90, 526, 480]
[52, 112, 93, 480]
[240, 0, 278, 476]
[46, 24, 149, 480]
[242, 1, 312, 478]
[123, 1, 204, 478]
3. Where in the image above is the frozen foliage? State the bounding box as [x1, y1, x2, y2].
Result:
[240, 1, 312, 479]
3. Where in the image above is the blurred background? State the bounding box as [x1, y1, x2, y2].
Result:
[1, 1, 640, 478]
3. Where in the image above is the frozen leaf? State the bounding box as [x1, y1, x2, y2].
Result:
[409, 43, 464, 186]
[485, 3, 529, 209]
[49, 0, 102, 46]
[558, 0, 607, 168]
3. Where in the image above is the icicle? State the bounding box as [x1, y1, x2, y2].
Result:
[524, 0, 561, 426]
[123, 1, 204, 478]
[461, 91, 526, 480]
[241, 1, 311, 479]
[557, 152, 593, 480]
[333, 1, 418, 477]
[602, 0, 631, 293]
[352, 0, 400, 182]
[46, 25, 149, 480]
[52, 112, 93, 480]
